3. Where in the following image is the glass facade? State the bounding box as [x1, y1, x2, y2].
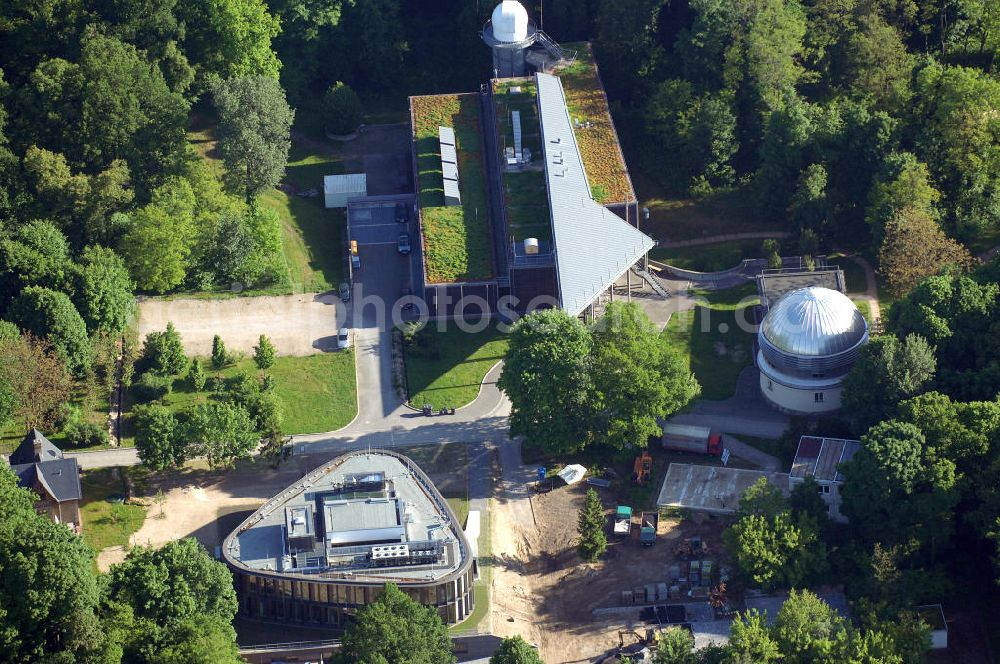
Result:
[230, 566, 476, 626]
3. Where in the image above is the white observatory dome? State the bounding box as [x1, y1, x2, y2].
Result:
[491, 0, 530, 42]
[760, 287, 867, 358]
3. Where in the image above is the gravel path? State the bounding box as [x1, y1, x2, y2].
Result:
[137, 293, 346, 356]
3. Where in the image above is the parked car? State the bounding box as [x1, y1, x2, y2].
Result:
[338, 281, 351, 302]
[337, 327, 351, 349]
[395, 201, 408, 224]
[397, 232, 411, 255]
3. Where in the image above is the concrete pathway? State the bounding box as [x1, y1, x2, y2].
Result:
[719, 433, 782, 471]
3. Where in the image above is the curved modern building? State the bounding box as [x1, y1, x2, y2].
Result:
[221, 451, 475, 627]
[757, 286, 869, 414]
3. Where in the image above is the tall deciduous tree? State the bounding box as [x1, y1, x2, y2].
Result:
[0, 219, 74, 300]
[121, 177, 197, 293]
[176, 0, 281, 82]
[728, 609, 781, 662]
[141, 322, 187, 376]
[723, 478, 827, 591]
[878, 206, 974, 298]
[107, 538, 240, 662]
[772, 590, 849, 663]
[212, 75, 294, 201]
[590, 303, 699, 449]
[0, 464, 106, 662]
[9, 285, 91, 374]
[73, 245, 135, 334]
[577, 487, 607, 562]
[0, 332, 73, 430]
[182, 401, 259, 468]
[865, 152, 941, 250]
[134, 404, 182, 470]
[499, 310, 596, 455]
[840, 421, 958, 559]
[489, 635, 543, 664]
[654, 625, 696, 663]
[841, 334, 937, 432]
[340, 582, 455, 664]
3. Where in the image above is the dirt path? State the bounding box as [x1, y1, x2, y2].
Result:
[137, 293, 345, 356]
[842, 254, 882, 327]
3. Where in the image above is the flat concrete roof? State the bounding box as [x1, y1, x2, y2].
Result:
[656, 463, 789, 514]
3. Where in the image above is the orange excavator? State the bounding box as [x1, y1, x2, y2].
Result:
[632, 449, 652, 485]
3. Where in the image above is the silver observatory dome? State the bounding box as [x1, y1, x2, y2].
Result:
[758, 287, 869, 376]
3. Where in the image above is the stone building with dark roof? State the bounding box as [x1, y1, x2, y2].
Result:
[7, 430, 83, 531]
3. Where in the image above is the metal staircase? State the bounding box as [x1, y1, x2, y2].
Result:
[632, 266, 671, 299]
[535, 31, 566, 62]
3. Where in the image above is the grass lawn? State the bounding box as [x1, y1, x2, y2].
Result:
[666, 284, 760, 400]
[555, 43, 633, 204]
[189, 118, 345, 294]
[503, 171, 551, 242]
[1, 383, 113, 455]
[852, 299, 873, 326]
[122, 353, 357, 441]
[451, 507, 491, 634]
[80, 469, 147, 553]
[827, 253, 870, 293]
[639, 187, 788, 242]
[404, 325, 509, 410]
[652, 239, 769, 272]
[411, 94, 494, 283]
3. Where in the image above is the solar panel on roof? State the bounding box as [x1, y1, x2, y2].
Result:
[443, 179, 462, 206]
[512, 110, 523, 158]
[438, 126, 455, 146]
[442, 161, 459, 181]
[440, 143, 458, 164]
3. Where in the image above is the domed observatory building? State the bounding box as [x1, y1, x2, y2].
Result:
[481, 1, 538, 77]
[757, 287, 869, 414]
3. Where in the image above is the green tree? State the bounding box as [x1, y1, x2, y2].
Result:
[324, 81, 363, 134]
[212, 75, 294, 201]
[73, 245, 135, 334]
[654, 625, 695, 663]
[788, 163, 828, 233]
[9, 285, 91, 374]
[21, 145, 134, 247]
[0, 464, 104, 662]
[340, 582, 455, 664]
[254, 334, 276, 369]
[842, 12, 914, 112]
[121, 177, 197, 293]
[188, 358, 206, 391]
[337, 0, 408, 90]
[865, 152, 941, 250]
[772, 590, 850, 663]
[842, 334, 938, 432]
[489, 635, 543, 664]
[0, 219, 73, 298]
[182, 400, 259, 468]
[16, 32, 189, 194]
[498, 310, 596, 455]
[728, 609, 781, 663]
[840, 421, 958, 559]
[141, 322, 187, 376]
[0, 332, 73, 430]
[577, 487, 607, 562]
[723, 478, 827, 590]
[134, 404, 183, 470]
[107, 538, 239, 661]
[912, 61, 1000, 237]
[212, 334, 231, 369]
[878, 206, 974, 298]
[176, 0, 281, 82]
[591, 303, 700, 449]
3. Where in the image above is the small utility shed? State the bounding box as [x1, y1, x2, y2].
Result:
[324, 174, 367, 208]
[656, 463, 788, 514]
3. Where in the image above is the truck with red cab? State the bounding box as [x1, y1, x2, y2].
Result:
[662, 423, 722, 456]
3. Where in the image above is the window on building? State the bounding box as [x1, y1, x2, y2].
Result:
[767, 379, 773, 391]
[822, 485, 830, 494]
[814, 392, 824, 403]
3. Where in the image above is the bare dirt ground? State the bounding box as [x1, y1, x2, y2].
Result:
[137, 293, 345, 356]
[490, 482, 729, 664]
[96, 444, 468, 572]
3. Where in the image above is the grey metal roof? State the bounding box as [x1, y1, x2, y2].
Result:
[11, 459, 82, 502]
[760, 287, 868, 358]
[535, 73, 654, 317]
[9, 429, 63, 464]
